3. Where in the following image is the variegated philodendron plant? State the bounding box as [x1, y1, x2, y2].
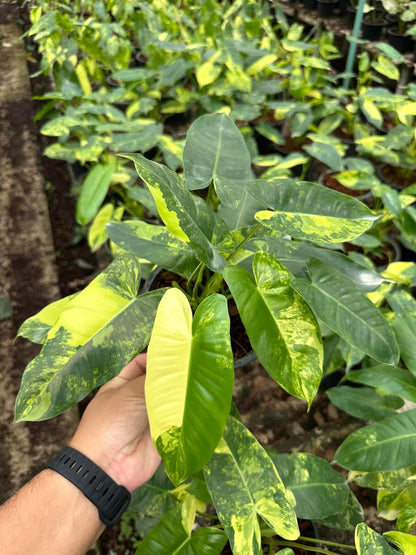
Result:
[17, 113, 412, 554]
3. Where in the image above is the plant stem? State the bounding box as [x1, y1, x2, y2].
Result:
[186, 262, 204, 296]
[273, 541, 341, 555]
[298, 536, 356, 550]
[227, 223, 262, 262]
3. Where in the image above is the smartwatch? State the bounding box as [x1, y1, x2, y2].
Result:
[47, 446, 131, 526]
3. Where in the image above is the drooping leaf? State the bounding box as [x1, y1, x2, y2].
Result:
[123, 154, 228, 272]
[76, 163, 115, 225]
[146, 289, 234, 485]
[204, 417, 299, 555]
[107, 221, 199, 278]
[250, 179, 377, 243]
[347, 366, 416, 403]
[292, 259, 399, 365]
[334, 409, 416, 472]
[15, 255, 164, 421]
[135, 496, 228, 555]
[246, 236, 384, 292]
[273, 453, 351, 521]
[183, 113, 251, 190]
[355, 523, 401, 554]
[224, 252, 323, 406]
[327, 386, 403, 421]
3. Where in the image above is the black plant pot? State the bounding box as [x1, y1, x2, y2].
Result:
[386, 27, 413, 53]
[362, 17, 387, 41]
[303, 0, 317, 9]
[317, 0, 338, 17]
[346, 6, 356, 27]
[338, 0, 350, 11]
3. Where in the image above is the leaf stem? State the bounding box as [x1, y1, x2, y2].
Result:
[227, 223, 262, 262]
[273, 540, 341, 555]
[298, 535, 356, 550]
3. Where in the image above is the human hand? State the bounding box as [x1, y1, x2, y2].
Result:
[70, 353, 160, 493]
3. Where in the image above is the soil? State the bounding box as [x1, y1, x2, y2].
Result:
[321, 171, 371, 198]
[380, 164, 416, 190]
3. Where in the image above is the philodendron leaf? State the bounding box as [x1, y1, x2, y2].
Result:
[327, 386, 403, 422]
[204, 417, 299, 555]
[273, 453, 351, 521]
[146, 288, 234, 485]
[135, 495, 228, 555]
[183, 113, 251, 190]
[76, 163, 115, 225]
[384, 531, 416, 553]
[292, 259, 399, 365]
[224, 252, 323, 406]
[303, 142, 343, 171]
[334, 409, 416, 472]
[391, 312, 416, 377]
[124, 154, 228, 272]
[347, 365, 416, 403]
[355, 523, 401, 554]
[107, 221, 199, 279]
[249, 179, 377, 243]
[246, 236, 384, 292]
[15, 255, 165, 421]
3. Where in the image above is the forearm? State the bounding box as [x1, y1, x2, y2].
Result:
[0, 469, 105, 555]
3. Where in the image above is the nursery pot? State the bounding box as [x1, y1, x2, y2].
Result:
[377, 163, 416, 191]
[346, 6, 357, 27]
[386, 27, 413, 53]
[361, 16, 387, 41]
[302, 0, 317, 9]
[317, 0, 338, 17]
[142, 267, 257, 369]
[319, 169, 372, 203]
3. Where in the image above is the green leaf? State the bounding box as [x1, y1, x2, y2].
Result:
[352, 464, 416, 492]
[15, 255, 164, 421]
[224, 252, 323, 406]
[273, 453, 350, 521]
[327, 386, 403, 421]
[195, 52, 222, 88]
[391, 312, 416, 377]
[303, 142, 343, 171]
[146, 289, 234, 485]
[183, 113, 251, 190]
[76, 163, 115, 226]
[251, 179, 377, 243]
[204, 417, 299, 555]
[0, 296, 13, 321]
[135, 496, 228, 555]
[107, 221, 199, 279]
[334, 409, 416, 472]
[317, 489, 363, 529]
[361, 97, 383, 129]
[292, 259, 399, 365]
[130, 463, 176, 518]
[355, 523, 401, 554]
[111, 123, 163, 153]
[215, 178, 266, 229]
[246, 236, 384, 292]
[396, 503, 416, 533]
[384, 531, 416, 553]
[124, 154, 228, 272]
[88, 203, 123, 252]
[347, 366, 416, 403]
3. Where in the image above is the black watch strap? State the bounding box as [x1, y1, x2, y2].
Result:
[47, 446, 131, 526]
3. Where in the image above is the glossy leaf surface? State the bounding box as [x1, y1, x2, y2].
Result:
[391, 312, 416, 376]
[246, 236, 384, 292]
[107, 221, 199, 278]
[334, 409, 416, 472]
[135, 496, 227, 555]
[146, 289, 234, 485]
[251, 179, 377, 243]
[355, 523, 401, 554]
[204, 417, 299, 555]
[273, 453, 350, 521]
[347, 366, 416, 403]
[15, 255, 164, 421]
[183, 113, 251, 190]
[125, 154, 227, 272]
[384, 531, 416, 553]
[292, 259, 399, 365]
[224, 253, 323, 406]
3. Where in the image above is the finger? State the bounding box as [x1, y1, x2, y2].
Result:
[99, 353, 147, 392]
